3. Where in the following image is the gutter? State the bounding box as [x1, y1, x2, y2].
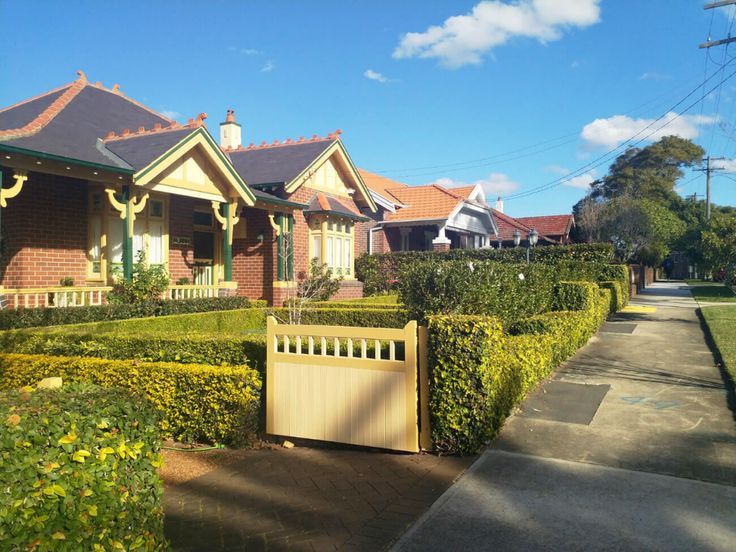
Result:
[0, 143, 134, 174]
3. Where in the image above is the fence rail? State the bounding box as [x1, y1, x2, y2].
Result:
[267, 316, 423, 452]
[1, 283, 226, 309]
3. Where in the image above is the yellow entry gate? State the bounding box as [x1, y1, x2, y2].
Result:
[266, 316, 430, 453]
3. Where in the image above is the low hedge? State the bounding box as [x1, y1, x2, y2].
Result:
[554, 281, 599, 311]
[0, 332, 269, 374]
[0, 382, 166, 550]
[0, 354, 261, 445]
[0, 296, 263, 330]
[28, 307, 269, 337]
[357, 244, 615, 294]
[284, 307, 409, 328]
[427, 283, 612, 454]
[301, 301, 400, 310]
[399, 260, 558, 325]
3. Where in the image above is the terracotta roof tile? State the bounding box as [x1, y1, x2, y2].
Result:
[385, 184, 463, 221]
[515, 215, 574, 240]
[358, 169, 408, 204]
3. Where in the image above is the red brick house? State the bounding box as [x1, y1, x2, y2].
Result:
[0, 71, 376, 306]
[358, 170, 498, 253]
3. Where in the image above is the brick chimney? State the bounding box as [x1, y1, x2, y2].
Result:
[495, 196, 504, 213]
[220, 109, 242, 149]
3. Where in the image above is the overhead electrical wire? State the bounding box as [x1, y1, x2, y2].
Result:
[504, 60, 736, 202]
[374, 73, 706, 179]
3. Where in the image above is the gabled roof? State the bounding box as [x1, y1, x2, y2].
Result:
[491, 208, 534, 241]
[358, 169, 407, 205]
[515, 214, 574, 239]
[304, 192, 368, 221]
[227, 138, 336, 187]
[384, 184, 464, 221]
[104, 127, 195, 170]
[491, 208, 559, 244]
[0, 71, 172, 169]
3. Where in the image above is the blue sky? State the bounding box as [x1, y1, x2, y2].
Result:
[1, 0, 735, 216]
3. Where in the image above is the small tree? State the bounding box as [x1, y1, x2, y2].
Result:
[107, 251, 170, 304]
[279, 259, 342, 324]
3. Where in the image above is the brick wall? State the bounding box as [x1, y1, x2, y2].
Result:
[232, 206, 275, 302]
[168, 195, 197, 283]
[1, 169, 88, 288]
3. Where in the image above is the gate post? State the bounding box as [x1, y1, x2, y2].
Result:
[403, 320, 419, 452]
[417, 325, 432, 451]
[266, 315, 277, 434]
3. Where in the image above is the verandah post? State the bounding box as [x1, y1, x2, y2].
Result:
[223, 202, 232, 281]
[121, 185, 133, 281]
[276, 212, 284, 281]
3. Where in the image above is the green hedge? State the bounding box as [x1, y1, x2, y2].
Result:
[301, 301, 400, 309]
[0, 296, 263, 330]
[427, 283, 612, 454]
[357, 243, 615, 294]
[284, 308, 409, 328]
[0, 354, 261, 445]
[399, 260, 558, 325]
[0, 332, 269, 374]
[0, 383, 166, 550]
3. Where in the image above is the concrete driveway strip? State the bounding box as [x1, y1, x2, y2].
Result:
[393, 282, 736, 551]
[393, 450, 736, 552]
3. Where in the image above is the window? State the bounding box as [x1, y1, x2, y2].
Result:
[309, 216, 354, 276]
[88, 190, 103, 277]
[94, 191, 168, 280]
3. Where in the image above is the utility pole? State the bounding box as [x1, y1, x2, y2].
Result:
[694, 156, 725, 219]
[701, 1, 736, 49]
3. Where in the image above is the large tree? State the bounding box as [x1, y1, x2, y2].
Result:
[574, 136, 704, 264]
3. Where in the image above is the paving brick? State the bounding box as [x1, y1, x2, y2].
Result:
[165, 447, 475, 551]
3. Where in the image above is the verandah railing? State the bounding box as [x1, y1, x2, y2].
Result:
[0, 283, 225, 309]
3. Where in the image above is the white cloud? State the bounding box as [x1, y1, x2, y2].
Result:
[546, 165, 596, 189]
[580, 112, 717, 150]
[161, 110, 180, 120]
[570, 60, 581, 69]
[545, 164, 569, 176]
[393, 0, 601, 68]
[713, 158, 736, 172]
[639, 71, 670, 81]
[564, 172, 597, 189]
[364, 69, 388, 83]
[434, 172, 520, 196]
[261, 60, 275, 73]
[228, 46, 260, 55]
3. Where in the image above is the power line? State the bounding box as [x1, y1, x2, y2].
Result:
[373, 73, 707, 179]
[504, 61, 736, 202]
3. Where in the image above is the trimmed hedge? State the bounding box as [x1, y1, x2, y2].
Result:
[0, 296, 264, 330]
[399, 260, 558, 325]
[0, 332, 269, 374]
[289, 307, 409, 328]
[301, 301, 400, 309]
[427, 283, 612, 454]
[0, 354, 261, 445]
[0, 383, 166, 550]
[357, 243, 615, 294]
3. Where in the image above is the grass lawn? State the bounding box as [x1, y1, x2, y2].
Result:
[685, 279, 722, 286]
[701, 306, 736, 384]
[689, 284, 736, 303]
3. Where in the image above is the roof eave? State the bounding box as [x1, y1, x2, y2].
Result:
[0, 143, 134, 174]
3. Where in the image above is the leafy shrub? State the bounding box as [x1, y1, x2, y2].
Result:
[599, 281, 625, 312]
[0, 354, 261, 445]
[554, 281, 598, 311]
[357, 243, 615, 294]
[427, 284, 612, 454]
[0, 382, 166, 551]
[302, 301, 400, 309]
[107, 252, 170, 305]
[0, 296, 256, 330]
[399, 260, 558, 326]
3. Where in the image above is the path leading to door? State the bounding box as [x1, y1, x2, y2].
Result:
[393, 282, 736, 551]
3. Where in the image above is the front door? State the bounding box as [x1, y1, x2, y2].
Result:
[193, 230, 215, 285]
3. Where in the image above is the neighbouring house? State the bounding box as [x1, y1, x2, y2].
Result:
[0, 71, 376, 307]
[488, 197, 574, 248]
[358, 169, 498, 253]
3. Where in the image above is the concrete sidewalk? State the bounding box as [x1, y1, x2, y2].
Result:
[393, 282, 736, 551]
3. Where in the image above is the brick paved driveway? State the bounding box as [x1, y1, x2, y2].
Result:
[164, 446, 474, 551]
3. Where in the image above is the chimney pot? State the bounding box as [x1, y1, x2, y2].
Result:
[219, 109, 242, 149]
[495, 196, 504, 214]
